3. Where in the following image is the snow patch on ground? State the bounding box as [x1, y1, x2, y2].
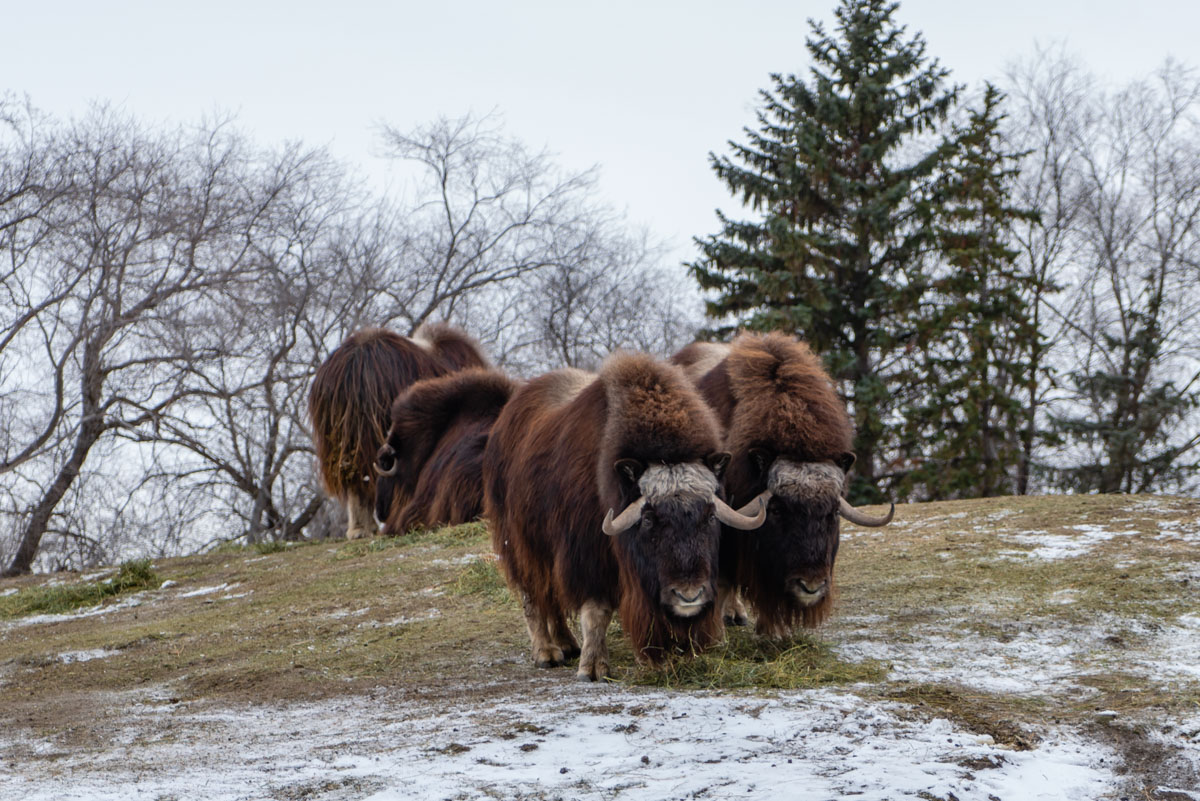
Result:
[57, 648, 119, 664]
[3, 595, 146, 629]
[177, 583, 239, 598]
[0, 685, 1119, 801]
[79, 569, 116, 582]
[1135, 614, 1200, 682]
[429, 555, 483, 566]
[327, 607, 372, 620]
[838, 630, 1086, 695]
[1155, 518, 1200, 544]
[1001, 524, 1139, 560]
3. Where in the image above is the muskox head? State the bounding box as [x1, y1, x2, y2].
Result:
[373, 443, 401, 531]
[602, 455, 765, 620]
[739, 450, 892, 634]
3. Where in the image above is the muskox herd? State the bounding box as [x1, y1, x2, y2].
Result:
[309, 325, 893, 681]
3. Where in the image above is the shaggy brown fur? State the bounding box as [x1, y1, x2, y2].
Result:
[376, 368, 517, 535]
[308, 323, 488, 539]
[673, 331, 856, 635]
[484, 353, 727, 678]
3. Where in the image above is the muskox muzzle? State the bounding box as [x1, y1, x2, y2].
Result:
[661, 582, 714, 617]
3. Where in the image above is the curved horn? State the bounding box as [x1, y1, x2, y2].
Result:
[601, 497, 646, 536]
[713, 491, 769, 530]
[838, 497, 894, 527]
[374, 447, 398, 477]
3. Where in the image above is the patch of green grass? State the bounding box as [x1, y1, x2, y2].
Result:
[333, 522, 490, 561]
[0, 559, 162, 620]
[253, 541, 290, 555]
[450, 557, 514, 606]
[407, 521, 489, 548]
[626, 628, 886, 690]
[333, 536, 407, 560]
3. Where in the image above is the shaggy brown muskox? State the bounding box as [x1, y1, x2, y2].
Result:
[308, 323, 488, 540]
[483, 354, 767, 680]
[374, 368, 518, 535]
[672, 333, 893, 637]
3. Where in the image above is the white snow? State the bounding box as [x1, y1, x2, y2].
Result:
[177, 583, 239, 598]
[57, 648, 119, 664]
[838, 631, 1086, 695]
[0, 685, 1119, 801]
[1001, 524, 1140, 560]
[3, 594, 145, 629]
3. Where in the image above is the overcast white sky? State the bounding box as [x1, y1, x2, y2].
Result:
[5, 0, 1198, 266]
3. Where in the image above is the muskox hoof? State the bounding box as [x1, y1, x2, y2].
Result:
[575, 661, 610, 682]
[533, 647, 566, 669]
[560, 644, 582, 661]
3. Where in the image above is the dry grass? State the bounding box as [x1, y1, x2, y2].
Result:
[624, 627, 885, 690]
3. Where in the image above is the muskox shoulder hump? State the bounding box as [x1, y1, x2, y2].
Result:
[598, 352, 722, 465]
[538, 367, 597, 409]
[412, 321, 491, 371]
[671, 341, 731, 383]
[723, 331, 853, 461]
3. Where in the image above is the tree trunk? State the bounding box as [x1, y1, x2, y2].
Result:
[3, 341, 106, 576]
[3, 417, 104, 576]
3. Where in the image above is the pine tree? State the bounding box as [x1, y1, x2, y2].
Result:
[689, 0, 960, 503]
[1051, 307, 1200, 494]
[897, 85, 1043, 500]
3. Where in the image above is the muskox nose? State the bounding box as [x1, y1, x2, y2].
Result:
[665, 584, 711, 617]
[788, 577, 828, 606]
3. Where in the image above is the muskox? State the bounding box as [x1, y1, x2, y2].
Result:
[308, 323, 488, 540]
[483, 354, 766, 680]
[374, 368, 518, 535]
[672, 333, 893, 637]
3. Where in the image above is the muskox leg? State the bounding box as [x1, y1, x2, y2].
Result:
[549, 610, 581, 661]
[345, 496, 378, 540]
[576, 600, 613, 682]
[719, 584, 749, 627]
[522, 595, 566, 668]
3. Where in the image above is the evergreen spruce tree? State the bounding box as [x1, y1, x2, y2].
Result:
[1051, 306, 1200, 493]
[689, 0, 959, 503]
[897, 85, 1043, 500]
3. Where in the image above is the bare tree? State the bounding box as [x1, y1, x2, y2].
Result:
[138, 144, 366, 546]
[1, 105, 705, 569]
[1, 107, 285, 574]
[373, 114, 600, 334]
[1029, 62, 1200, 493]
[493, 227, 701, 373]
[1003, 48, 1094, 493]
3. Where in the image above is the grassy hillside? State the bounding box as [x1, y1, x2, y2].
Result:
[1, 495, 1198, 798]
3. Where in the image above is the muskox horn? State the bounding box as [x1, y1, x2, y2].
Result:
[374, 446, 398, 477]
[601, 497, 646, 536]
[838, 497, 894, 527]
[713, 491, 769, 530]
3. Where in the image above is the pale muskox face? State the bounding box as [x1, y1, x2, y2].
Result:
[748, 456, 849, 609]
[612, 460, 727, 619]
